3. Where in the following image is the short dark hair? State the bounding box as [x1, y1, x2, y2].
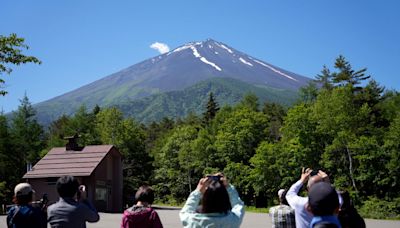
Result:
[135, 185, 155, 204]
[308, 182, 339, 216]
[56, 175, 79, 198]
[201, 180, 231, 214]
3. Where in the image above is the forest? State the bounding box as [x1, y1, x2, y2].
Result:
[1, 56, 399, 219]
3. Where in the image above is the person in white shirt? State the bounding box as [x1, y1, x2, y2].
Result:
[285, 168, 330, 228]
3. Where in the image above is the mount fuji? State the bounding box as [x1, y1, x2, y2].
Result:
[34, 39, 312, 124]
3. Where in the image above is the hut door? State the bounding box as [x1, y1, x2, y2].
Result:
[95, 180, 109, 212]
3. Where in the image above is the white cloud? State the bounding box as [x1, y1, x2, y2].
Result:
[150, 42, 170, 54]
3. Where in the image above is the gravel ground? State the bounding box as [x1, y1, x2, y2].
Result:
[1, 208, 399, 228]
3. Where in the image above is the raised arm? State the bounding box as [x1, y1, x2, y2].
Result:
[227, 184, 245, 224]
[286, 167, 312, 208]
[179, 177, 208, 225]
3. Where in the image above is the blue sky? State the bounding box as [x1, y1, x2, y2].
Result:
[1, 0, 399, 112]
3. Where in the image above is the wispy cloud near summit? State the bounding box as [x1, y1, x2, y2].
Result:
[150, 42, 170, 54]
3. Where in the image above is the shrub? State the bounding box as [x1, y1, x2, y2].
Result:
[359, 197, 400, 219]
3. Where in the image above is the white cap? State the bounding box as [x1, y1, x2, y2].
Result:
[278, 189, 285, 199]
[14, 183, 34, 196]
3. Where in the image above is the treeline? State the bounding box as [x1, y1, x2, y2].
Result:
[1, 56, 399, 218]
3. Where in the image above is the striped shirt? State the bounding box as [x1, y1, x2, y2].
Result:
[269, 205, 296, 228]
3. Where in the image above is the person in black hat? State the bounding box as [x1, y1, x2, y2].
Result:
[307, 182, 341, 228]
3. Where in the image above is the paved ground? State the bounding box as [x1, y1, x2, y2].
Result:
[1, 208, 399, 228]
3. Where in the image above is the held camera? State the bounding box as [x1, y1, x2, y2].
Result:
[206, 175, 222, 181]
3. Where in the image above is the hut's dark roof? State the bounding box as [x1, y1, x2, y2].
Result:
[23, 145, 115, 178]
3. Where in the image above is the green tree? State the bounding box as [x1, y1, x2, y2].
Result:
[383, 113, 400, 198]
[237, 93, 259, 112]
[9, 94, 45, 185]
[215, 107, 268, 166]
[299, 82, 319, 104]
[315, 65, 333, 90]
[69, 105, 99, 145]
[262, 102, 286, 142]
[250, 141, 297, 206]
[44, 115, 72, 153]
[152, 125, 199, 203]
[202, 92, 219, 125]
[95, 107, 150, 204]
[331, 55, 370, 89]
[0, 114, 12, 204]
[0, 33, 41, 95]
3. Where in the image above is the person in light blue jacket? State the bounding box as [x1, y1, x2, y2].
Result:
[179, 173, 245, 228]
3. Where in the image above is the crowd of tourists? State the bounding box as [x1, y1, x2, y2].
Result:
[6, 169, 364, 228]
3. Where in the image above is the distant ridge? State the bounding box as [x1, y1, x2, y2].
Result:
[33, 38, 311, 125]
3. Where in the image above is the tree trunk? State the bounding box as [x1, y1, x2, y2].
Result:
[346, 145, 358, 192]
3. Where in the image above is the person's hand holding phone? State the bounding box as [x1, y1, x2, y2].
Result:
[196, 177, 210, 194]
[300, 167, 313, 184]
[77, 185, 87, 201]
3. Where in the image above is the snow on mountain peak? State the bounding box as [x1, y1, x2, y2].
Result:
[214, 42, 234, 54]
[253, 59, 298, 81]
[190, 46, 222, 71]
[239, 57, 253, 67]
[171, 41, 202, 54]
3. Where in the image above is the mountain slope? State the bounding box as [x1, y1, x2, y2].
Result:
[33, 38, 310, 125]
[116, 77, 298, 123]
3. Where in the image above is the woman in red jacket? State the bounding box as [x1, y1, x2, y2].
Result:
[121, 185, 163, 228]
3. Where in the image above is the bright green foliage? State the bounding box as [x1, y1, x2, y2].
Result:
[383, 113, 400, 198]
[0, 33, 41, 95]
[95, 107, 125, 145]
[281, 104, 323, 168]
[95, 107, 150, 204]
[359, 197, 400, 219]
[68, 105, 99, 145]
[215, 107, 268, 166]
[152, 125, 200, 203]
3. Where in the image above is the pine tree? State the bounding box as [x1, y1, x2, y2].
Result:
[203, 92, 219, 125]
[315, 65, 333, 90]
[10, 94, 44, 182]
[331, 55, 370, 89]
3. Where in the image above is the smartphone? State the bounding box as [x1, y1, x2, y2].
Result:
[310, 170, 318, 176]
[207, 175, 222, 181]
[77, 185, 86, 200]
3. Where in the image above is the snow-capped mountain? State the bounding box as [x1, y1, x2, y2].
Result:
[33, 39, 311, 124]
[92, 38, 310, 93]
